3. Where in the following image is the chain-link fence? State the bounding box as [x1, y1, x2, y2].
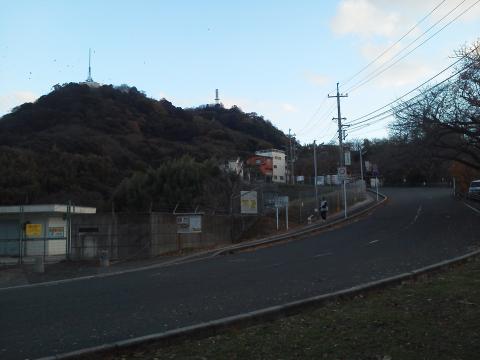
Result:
[1, 182, 367, 266]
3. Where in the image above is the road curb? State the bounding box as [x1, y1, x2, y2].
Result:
[212, 189, 387, 256]
[36, 248, 480, 360]
[1, 191, 386, 292]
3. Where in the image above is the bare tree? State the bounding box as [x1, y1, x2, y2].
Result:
[392, 41, 480, 170]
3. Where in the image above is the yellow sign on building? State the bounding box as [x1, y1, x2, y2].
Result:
[26, 224, 42, 237]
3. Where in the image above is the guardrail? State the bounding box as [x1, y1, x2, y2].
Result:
[211, 189, 387, 256]
[467, 193, 480, 202]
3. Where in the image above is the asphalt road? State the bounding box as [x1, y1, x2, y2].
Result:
[1, 187, 479, 360]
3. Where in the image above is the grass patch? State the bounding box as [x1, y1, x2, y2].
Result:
[96, 257, 480, 360]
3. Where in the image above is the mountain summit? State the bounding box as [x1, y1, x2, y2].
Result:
[0, 83, 288, 207]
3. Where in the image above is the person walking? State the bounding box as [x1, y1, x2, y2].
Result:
[320, 197, 328, 222]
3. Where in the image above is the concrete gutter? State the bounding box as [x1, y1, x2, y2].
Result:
[36, 248, 480, 360]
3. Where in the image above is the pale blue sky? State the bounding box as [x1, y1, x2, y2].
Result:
[1, 0, 479, 144]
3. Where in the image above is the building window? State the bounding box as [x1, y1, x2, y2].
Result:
[273, 165, 277, 168]
[273, 175, 278, 180]
[280, 176, 284, 180]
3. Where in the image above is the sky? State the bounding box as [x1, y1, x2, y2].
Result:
[1, 0, 479, 145]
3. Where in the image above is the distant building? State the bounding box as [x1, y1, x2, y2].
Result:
[225, 158, 244, 177]
[246, 149, 286, 183]
[246, 155, 273, 182]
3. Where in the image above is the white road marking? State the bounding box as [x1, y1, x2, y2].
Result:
[463, 202, 480, 214]
[369, 240, 380, 245]
[411, 205, 422, 225]
[313, 252, 333, 258]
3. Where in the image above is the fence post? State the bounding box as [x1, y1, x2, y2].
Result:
[19, 205, 24, 265]
[43, 233, 46, 263]
[285, 204, 289, 231]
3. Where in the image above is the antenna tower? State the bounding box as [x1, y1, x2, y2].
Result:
[86, 48, 93, 82]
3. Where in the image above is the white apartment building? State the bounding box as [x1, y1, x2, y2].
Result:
[255, 149, 287, 183]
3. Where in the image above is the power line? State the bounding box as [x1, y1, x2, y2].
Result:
[346, 65, 466, 130]
[345, 0, 477, 93]
[340, 0, 448, 88]
[345, 42, 479, 131]
[345, 52, 469, 127]
[297, 103, 337, 136]
[297, 101, 335, 136]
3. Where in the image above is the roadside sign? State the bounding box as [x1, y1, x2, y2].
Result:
[316, 176, 325, 185]
[241, 191, 258, 214]
[337, 167, 347, 181]
[344, 151, 351, 166]
[176, 215, 202, 233]
[26, 224, 42, 237]
[275, 196, 289, 207]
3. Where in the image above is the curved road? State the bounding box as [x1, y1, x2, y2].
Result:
[1, 188, 479, 359]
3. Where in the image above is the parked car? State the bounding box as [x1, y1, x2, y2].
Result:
[467, 179, 480, 199]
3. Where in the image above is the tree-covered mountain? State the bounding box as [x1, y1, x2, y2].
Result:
[0, 83, 288, 209]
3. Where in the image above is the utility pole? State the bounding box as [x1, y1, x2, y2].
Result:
[288, 129, 296, 184]
[313, 140, 318, 212]
[360, 148, 364, 180]
[357, 143, 365, 181]
[328, 82, 348, 166]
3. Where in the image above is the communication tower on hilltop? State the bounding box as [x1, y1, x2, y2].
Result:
[215, 89, 220, 105]
[86, 48, 93, 82]
[82, 49, 100, 87]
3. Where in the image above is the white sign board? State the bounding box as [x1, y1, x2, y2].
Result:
[337, 167, 347, 181]
[275, 196, 289, 207]
[344, 151, 351, 166]
[241, 191, 258, 214]
[176, 215, 202, 233]
[316, 176, 325, 185]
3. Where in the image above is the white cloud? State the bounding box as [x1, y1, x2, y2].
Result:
[359, 41, 405, 65]
[304, 71, 329, 86]
[331, 0, 480, 40]
[281, 103, 296, 113]
[0, 91, 38, 116]
[330, 0, 400, 38]
[374, 60, 434, 88]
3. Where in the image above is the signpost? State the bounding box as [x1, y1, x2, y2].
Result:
[275, 196, 289, 231]
[344, 151, 351, 166]
[176, 215, 202, 234]
[372, 169, 379, 201]
[337, 167, 347, 219]
[240, 191, 258, 214]
[176, 214, 202, 252]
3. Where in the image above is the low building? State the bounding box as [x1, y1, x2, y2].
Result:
[246, 155, 273, 182]
[245, 149, 287, 183]
[255, 149, 287, 183]
[225, 158, 244, 177]
[0, 204, 96, 260]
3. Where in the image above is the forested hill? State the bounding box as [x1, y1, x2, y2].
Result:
[0, 83, 288, 207]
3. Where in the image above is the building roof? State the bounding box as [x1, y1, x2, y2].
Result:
[255, 149, 286, 156]
[0, 204, 96, 215]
